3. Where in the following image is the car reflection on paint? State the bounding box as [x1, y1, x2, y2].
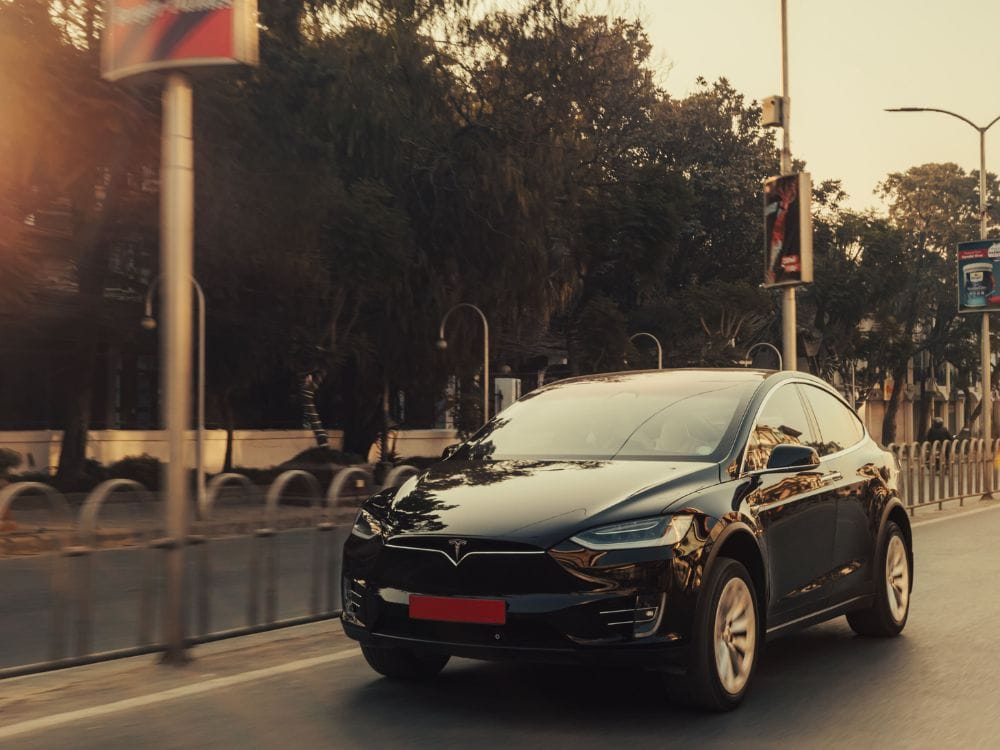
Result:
[341, 369, 912, 711]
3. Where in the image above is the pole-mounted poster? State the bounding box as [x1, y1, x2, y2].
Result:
[958, 239, 1000, 313]
[102, 0, 258, 82]
[764, 172, 813, 287]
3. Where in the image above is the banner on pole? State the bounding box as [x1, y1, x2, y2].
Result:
[102, 0, 258, 82]
[763, 172, 813, 287]
[957, 239, 1000, 313]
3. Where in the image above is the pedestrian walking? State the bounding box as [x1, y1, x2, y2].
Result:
[926, 417, 952, 443]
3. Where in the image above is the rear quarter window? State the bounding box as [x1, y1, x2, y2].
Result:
[800, 385, 865, 457]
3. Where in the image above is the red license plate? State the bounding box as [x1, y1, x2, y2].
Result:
[409, 595, 506, 625]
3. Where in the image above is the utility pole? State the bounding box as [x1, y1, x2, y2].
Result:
[778, 0, 796, 371]
[160, 72, 194, 663]
[886, 107, 1000, 497]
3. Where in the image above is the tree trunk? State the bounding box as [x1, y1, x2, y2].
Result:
[915, 381, 933, 443]
[55, 324, 98, 482]
[881, 362, 909, 445]
[222, 392, 235, 472]
[299, 372, 328, 446]
[54, 127, 132, 482]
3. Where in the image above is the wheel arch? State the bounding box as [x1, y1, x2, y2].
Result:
[881, 499, 914, 589]
[703, 522, 767, 628]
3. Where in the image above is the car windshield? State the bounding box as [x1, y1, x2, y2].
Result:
[459, 372, 758, 461]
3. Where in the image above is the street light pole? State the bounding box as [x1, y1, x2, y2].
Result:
[779, 0, 796, 372]
[628, 332, 664, 369]
[887, 107, 1000, 496]
[144, 274, 206, 517]
[160, 72, 194, 663]
[745, 342, 783, 371]
[437, 303, 490, 427]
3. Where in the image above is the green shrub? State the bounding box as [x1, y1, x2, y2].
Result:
[108, 454, 162, 490]
[283, 446, 364, 467]
[0, 448, 21, 476]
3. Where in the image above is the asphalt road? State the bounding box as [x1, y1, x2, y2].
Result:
[3, 504, 1000, 748]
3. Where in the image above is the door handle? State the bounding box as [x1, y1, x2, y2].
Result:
[818, 471, 843, 485]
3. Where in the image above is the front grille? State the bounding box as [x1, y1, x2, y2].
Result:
[376, 536, 591, 596]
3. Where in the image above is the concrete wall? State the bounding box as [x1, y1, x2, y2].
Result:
[0, 430, 344, 474]
[367, 428, 460, 462]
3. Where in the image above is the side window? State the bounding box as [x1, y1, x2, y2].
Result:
[743, 385, 818, 472]
[800, 386, 865, 457]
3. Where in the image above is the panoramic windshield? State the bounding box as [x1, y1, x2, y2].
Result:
[460, 373, 757, 461]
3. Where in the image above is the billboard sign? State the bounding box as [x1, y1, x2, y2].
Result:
[102, 0, 258, 82]
[958, 239, 1000, 313]
[764, 172, 813, 287]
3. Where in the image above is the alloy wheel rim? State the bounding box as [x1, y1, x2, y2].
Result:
[885, 534, 910, 623]
[713, 577, 756, 695]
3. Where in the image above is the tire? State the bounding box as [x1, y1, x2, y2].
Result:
[668, 556, 761, 712]
[360, 644, 450, 680]
[847, 521, 911, 637]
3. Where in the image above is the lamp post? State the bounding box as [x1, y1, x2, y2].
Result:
[779, 0, 796, 371]
[744, 342, 783, 371]
[887, 106, 999, 495]
[437, 303, 490, 426]
[144, 274, 206, 515]
[628, 332, 664, 369]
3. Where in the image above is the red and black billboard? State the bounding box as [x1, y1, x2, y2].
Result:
[102, 0, 258, 82]
[764, 172, 813, 287]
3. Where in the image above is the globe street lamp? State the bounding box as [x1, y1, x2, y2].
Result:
[744, 342, 783, 370]
[887, 106, 1000, 495]
[144, 275, 207, 513]
[437, 303, 490, 426]
[628, 332, 664, 369]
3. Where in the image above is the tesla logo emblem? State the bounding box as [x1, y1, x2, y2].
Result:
[448, 539, 467, 562]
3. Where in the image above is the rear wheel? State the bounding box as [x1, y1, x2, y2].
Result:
[847, 521, 910, 637]
[669, 556, 760, 711]
[360, 644, 450, 680]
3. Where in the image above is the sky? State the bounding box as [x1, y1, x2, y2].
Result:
[627, 0, 1000, 211]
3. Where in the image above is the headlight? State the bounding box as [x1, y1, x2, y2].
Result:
[570, 515, 693, 550]
[351, 509, 384, 540]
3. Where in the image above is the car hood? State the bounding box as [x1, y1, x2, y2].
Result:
[386, 459, 717, 546]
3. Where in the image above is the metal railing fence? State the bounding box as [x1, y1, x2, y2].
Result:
[887, 439, 999, 511]
[0, 464, 419, 679]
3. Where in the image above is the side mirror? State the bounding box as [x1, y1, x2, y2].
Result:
[765, 444, 820, 472]
[441, 444, 460, 460]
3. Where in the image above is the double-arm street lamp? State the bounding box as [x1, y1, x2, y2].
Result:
[143, 274, 207, 513]
[628, 332, 664, 369]
[887, 106, 999, 487]
[437, 303, 490, 426]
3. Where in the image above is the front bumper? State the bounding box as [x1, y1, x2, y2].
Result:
[340, 534, 705, 669]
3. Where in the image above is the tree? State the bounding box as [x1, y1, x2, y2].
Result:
[0, 0, 157, 482]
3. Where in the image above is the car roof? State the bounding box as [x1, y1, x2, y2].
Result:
[542, 368, 772, 390]
[537, 368, 840, 400]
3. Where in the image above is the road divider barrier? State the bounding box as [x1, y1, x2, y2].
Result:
[887, 438, 999, 512]
[0, 464, 417, 679]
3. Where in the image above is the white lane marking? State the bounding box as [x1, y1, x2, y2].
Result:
[912, 502, 1000, 529]
[0, 647, 361, 740]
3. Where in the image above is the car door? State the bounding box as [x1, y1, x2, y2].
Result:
[798, 384, 873, 604]
[743, 383, 838, 623]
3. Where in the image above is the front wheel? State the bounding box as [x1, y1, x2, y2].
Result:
[361, 644, 450, 680]
[669, 556, 760, 711]
[847, 521, 911, 637]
